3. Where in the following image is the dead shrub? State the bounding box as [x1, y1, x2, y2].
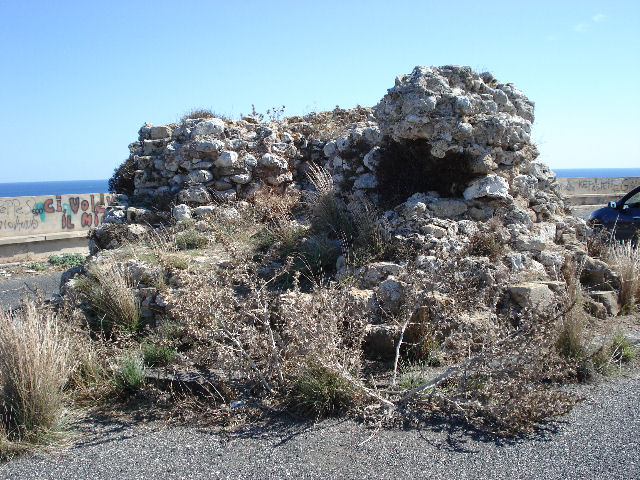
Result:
[0, 301, 74, 444]
[468, 231, 503, 260]
[606, 241, 640, 308]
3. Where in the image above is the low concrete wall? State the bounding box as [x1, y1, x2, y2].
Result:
[556, 177, 640, 220]
[0, 193, 114, 261]
[555, 177, 640, 196]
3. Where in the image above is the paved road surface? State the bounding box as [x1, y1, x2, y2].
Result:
[0, 271, 63, 311]
[1, 373, 638, 480]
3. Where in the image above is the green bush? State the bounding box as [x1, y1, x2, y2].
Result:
[291, 364, 357, 417]
[48, 253, 85, 268]
[114, 354, 146, 394]
[141, 341, 176, 367]
[175, 230, 209, 250]
[593, 332, 636, 375]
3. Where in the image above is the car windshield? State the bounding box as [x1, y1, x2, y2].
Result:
[623, 190, 640, 208]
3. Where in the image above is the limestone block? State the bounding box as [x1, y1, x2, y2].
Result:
[428, 199, 468, 218]
[376, 277, 406, 313]
[195, 139, 224, 153]
[188, 170, 214, 183]
[508, 282, 555, 310]
[150, 125, 172, 139]
[463, 175, 510, 200]
[363, 324, 400, 359]
[362, 262, 403, 287]
[142, 139, 166, 155]
[422, 224, 447, 238]
[178, 186, 212, 204]
[172, 204, 192, 221]
[193, 118, 225, 137]
[215, 151, 238, 168]
[259, 153, 288, 170]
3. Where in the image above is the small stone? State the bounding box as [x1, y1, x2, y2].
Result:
[230, 173, 251, 184]
[323, 141, 337, 157]
[243, 154, 258, 169]
[363, 147, 381, 170]
[193, 205, 216, 217]
[265, 171, 293, 186]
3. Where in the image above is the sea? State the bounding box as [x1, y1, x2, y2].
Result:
[0, 179, 110, 198]
[0, 169, 639, 197]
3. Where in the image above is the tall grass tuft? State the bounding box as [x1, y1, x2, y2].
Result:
[305, 163, 353, 238]
[75, 264, 141, 335]
[0, 301, 74, 444]
[607, 241, 640, 309]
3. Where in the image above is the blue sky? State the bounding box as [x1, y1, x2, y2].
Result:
[0, 0, 638, 182]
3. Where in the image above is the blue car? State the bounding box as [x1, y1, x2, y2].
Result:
[588, 185, 640, 241]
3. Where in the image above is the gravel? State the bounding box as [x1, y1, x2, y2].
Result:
[1, 373, 638, 479]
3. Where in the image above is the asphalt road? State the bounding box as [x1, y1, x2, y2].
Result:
[0, 271, 63, 311]
[1, 373, 638, 480]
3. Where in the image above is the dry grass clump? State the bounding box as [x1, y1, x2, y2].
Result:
[0, 301, 74, 450]
[606, 241, 640, 308]
[75, 264, 141, 335]
[305, 162, 353, 238]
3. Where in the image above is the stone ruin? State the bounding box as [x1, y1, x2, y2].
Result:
[108, 64, 585, 262]
[119, 66, 564, 222]
[92, 65, 618, 356]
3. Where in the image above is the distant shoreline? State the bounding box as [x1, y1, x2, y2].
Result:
[1, 169, 640, 197]
[0, 179, 109, 198]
